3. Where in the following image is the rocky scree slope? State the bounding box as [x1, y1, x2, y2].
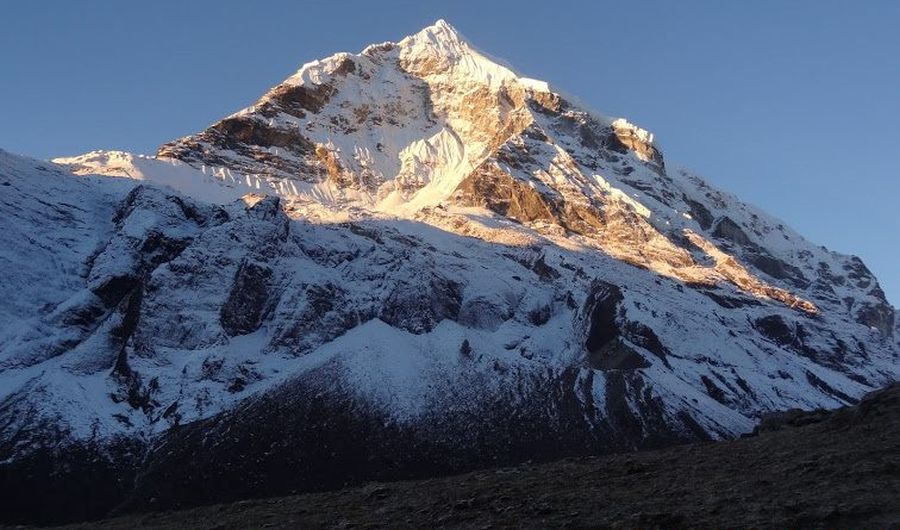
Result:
[1, 20, 897, 524]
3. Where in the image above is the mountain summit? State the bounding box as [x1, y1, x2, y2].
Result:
[3, 20, 897, 524]
[156, 18, 551, 212]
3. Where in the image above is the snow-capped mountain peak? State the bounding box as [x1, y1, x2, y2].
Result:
[4, 20, 896, 523]
[146, 18, 539, 213]
[397, 19, 519, 83]
[57, 21, 583, 217]
[399, 19, 469, 60]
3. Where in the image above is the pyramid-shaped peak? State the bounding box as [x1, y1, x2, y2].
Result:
[395, 19, 520, 83]
[418, 19, 462, 41]
[400, 18, 468, 53]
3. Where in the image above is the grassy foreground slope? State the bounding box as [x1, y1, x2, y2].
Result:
[40, 384, 900, 529]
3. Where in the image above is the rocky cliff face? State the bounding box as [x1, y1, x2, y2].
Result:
[3, 20, 897, 524]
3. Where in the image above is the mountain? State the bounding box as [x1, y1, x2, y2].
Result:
[1, 20, 897, 524]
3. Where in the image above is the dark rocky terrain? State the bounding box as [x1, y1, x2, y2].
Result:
[20, 383, 897, 529]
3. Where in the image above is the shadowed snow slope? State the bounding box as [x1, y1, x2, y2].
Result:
[2, 20, 897, 525]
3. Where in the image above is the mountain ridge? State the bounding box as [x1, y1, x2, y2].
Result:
[1, 20, 896, 525]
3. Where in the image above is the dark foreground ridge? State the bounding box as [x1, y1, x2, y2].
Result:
[25, 383, 899, 529]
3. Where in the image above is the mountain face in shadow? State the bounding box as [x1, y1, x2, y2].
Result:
[1, 20, 896, 525]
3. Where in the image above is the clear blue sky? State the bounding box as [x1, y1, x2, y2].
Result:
[2, 0, 897, 305]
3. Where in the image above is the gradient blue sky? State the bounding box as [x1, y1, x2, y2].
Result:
[2, 0, 897, 304]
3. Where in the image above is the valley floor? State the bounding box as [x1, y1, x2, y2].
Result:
[22, 384, 900, 529]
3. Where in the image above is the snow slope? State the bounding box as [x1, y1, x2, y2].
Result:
[1, 20, 897, 523]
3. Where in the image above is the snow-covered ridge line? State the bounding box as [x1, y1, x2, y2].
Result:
[3, 19, 895, 521]
[55, 150, 259, 204]
[52, 20, 876, 319]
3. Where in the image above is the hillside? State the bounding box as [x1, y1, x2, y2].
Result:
[42, 384, 900, 529]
